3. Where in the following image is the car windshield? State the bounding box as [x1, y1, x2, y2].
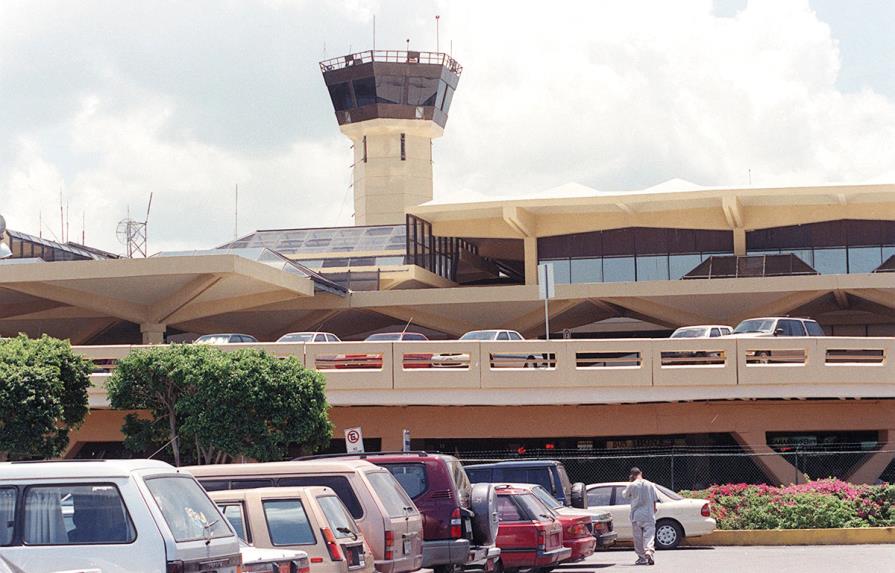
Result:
[671, 328, 705, 338]
[512, 493, 556, 521]
[196, 335, 232, 344]
[278, 333, 314, 343]
[529, 485, 563, 510]
[317, 495, 358, 539]
[460, 331, 498, 341]
[366, 471, 415, 518]
[655, 484, 683, 501]
[145, 476, 232, 542]
[733, 319, 775, 334]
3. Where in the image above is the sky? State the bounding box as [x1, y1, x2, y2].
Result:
[1, 0, 894, 254]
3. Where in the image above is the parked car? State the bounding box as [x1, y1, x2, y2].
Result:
[507, 483, 616, 550]
[730, 317, 825, 337]
[670, 325, 732, 338]
[211, 486, 374, 573]
[241, 543, 312, 573]
[187, 460, 425, 573]
[278, 332, 342, 343]
[585, 482, 716, 550]
[492, 485, 571, 573]
[333, 332, 432, 369]
[466, 460, 587, 509]
[430, 330, 532, 369]
[195, 333, 259, 344]
[305, 452, 500, 573]
[729, 316, 826, 363]
[0, 459, 241, 573]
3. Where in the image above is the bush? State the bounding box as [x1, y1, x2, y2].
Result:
[681, 479, 895, 529]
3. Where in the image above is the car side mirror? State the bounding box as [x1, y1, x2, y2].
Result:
[774, 328, 784, 336]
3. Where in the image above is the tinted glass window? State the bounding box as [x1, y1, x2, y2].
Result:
[780, 319, 806, 336]
[571, 258, 602, 283]
[278, 476, 363, 519]
[317, 496, 358, 539]
[442, 85, 455, 112]
[408, 77, 439, 106]
[366, 471, 414, 518]
[496, 495, 522, 521]
[199, 480, 229, 492]
[611, 486, 629, 506]
[146, 476, 231, 542]
[848, 246, 882, 273]
[636, 255, 669, 281]
[710, 328, 721, 337]
[376, 75, 405, 104]
[435, 80, 448, 109]
[465, 468, 490, 483]
[353, 77, 377, 107]
[545, 259, 571, 284]
[603, 257, 635, 282]
[383, 464, 428, 499]
[805, 321, 826, 336]
[814, 248, 847, 275]
[734, 319, 775, 334]
[512, 493, 553, 520]
[315, 334, 326, 342]
[404, 333, 428, 341]
[497, 331, 509, 341]
[280, 333, 313, 343]
[231, 479, 274, 490]
[669, 254, 702, 279]
[220, 504, 249, 542]
[22, 484, 135, 545]
[0, 488, 14, 545]
[529, 486, 563, 510]
[492, 467, 528, 484]
[449, 460, 472, 493]
[329, 82, 354, 111]
[509, 331, 523, 341]
[263, 499, 316, 546]
[587, 487, 613, 507]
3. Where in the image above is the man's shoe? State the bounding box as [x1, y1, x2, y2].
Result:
[634, 558, 648, 565]
[647, 555, 655, 565]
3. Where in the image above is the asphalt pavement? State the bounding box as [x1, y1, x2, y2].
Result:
[559, 545, 894, 572]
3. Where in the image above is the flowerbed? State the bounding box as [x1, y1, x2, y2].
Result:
[680, 480, 895, 529]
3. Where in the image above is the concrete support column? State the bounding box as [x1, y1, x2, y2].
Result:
[140, 323, 166, 345]
[733, 430, 807, 485]
[846, 429, 895, 484]
[524, 236, 538, 286]
[733, 228, 747, 256]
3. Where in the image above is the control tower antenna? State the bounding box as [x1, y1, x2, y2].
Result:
[372, 15, 376, 51]
[319, 45, 462, 225]
[436, 15, 440, 52]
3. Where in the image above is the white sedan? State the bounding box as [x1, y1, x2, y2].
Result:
[585, 482, 715, 549]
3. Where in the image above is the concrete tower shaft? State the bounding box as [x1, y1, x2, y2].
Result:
[320, 50, 462, 226]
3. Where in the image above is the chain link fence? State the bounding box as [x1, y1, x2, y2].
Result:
[454, 445, 889, 491]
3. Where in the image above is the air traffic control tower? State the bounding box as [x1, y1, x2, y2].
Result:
[320, 50, 462, 225]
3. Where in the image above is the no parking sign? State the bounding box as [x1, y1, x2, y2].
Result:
[344, 427, 365, 453]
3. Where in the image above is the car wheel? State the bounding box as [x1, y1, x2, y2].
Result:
[756, 351, 771, 364]
[655, 519, 684, 550]
[470, 482, 499, 546]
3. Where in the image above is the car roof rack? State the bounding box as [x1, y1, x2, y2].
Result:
[292, 450, 431, 462]
[9, 459, 107, 464]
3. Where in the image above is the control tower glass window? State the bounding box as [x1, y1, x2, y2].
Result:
[328, 83, 354, 111]
[441, 85, 455, 112]
[352, 77, 377, 107]
[408, 76, 439, 106]
[376, 75, 406, 104]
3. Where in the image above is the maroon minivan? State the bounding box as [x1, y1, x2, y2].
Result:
[304, 452, 499, 573]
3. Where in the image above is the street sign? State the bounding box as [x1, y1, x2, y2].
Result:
[537, 262, 555, 300]
[344, 427, 365, 453]
[402, 429, 411, 452]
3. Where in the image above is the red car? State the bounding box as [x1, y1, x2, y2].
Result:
[550, 511, 595, 562]
[493, 486, 571, 573]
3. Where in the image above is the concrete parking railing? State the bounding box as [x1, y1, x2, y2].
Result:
[75, 337, 895, 408]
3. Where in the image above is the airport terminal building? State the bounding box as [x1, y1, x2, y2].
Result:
[2, 50, 895, 485]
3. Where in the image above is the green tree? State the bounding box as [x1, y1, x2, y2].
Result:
[0, 334, 93, 460]
[107, 344, 332, 466]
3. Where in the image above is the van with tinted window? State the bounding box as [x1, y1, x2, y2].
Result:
[210, 486, 375, 573]
[0, 459, 242, 573]
[187, 461, 424, 573]
[466, 460, 588, 509]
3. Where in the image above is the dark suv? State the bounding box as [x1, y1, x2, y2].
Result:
[465, 460, 588, 509]
[306, 452, 500, 573]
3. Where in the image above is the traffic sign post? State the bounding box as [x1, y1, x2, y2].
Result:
[537, 263, 556, 340]
[344, 427, 365, 453]
[402, 429, 411, 452]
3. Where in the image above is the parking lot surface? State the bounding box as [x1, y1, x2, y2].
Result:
[560, 545, 894, 572]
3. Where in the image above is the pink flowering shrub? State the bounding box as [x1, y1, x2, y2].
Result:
[680, 479, 895, 529]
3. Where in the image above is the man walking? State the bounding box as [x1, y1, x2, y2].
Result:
[622, 467, 659, 566]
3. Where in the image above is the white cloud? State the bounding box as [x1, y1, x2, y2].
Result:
[1, 0, 894, 253]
